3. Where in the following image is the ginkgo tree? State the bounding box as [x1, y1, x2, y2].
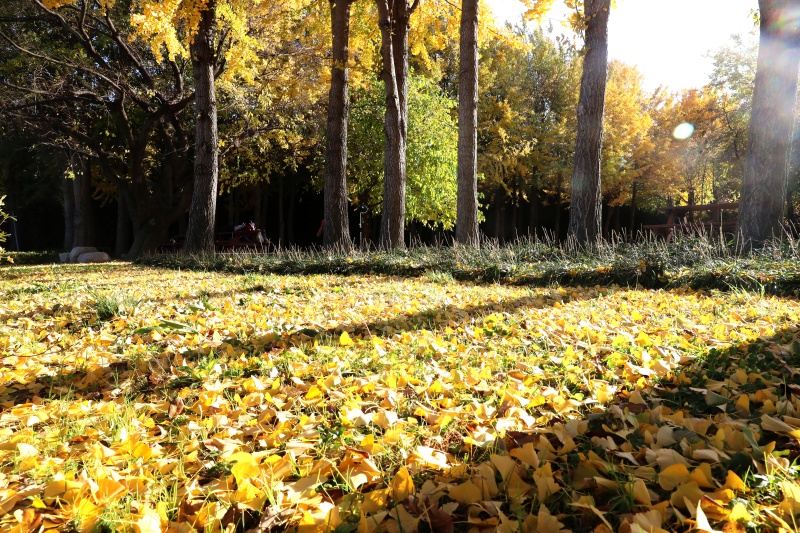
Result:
[43, 0, 309, 254]
[737, 0, 800, 247]
[525, 0, 613, 244]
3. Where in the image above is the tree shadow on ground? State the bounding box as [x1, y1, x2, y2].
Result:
[536, 321, 800, 532]
[0, 286, 605, 407]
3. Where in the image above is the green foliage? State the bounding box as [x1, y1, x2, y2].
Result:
[478, 26, 578, 208]
[0, 251, 60, 266]
[345, 76, 458, 229]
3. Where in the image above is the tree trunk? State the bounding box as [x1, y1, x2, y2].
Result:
[115, 189, 132, 257]
[72, 159, 92, 248]
[63, 176, 75, 251]
[567, 0, 611, 245]
[456, 0, 481, 247]
[184, 1, 219, 255]
[736, 0, 800, 248]
[127, 216, 172, 259]
[376, 0, 417, 249]
[393, 1, 412, 145]
[84, 160, 96, 246]
[324, 0, 354, 249]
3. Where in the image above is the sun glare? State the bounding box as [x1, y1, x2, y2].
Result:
[673, 122, 695, 140]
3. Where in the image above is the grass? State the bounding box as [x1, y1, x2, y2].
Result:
[136, 232, 800, 296]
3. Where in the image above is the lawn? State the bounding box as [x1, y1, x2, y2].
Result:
[1, 262, 800, 532]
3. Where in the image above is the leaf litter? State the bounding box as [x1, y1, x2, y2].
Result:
[0, 264, 799, 532]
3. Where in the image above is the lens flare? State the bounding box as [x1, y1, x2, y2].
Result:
[673, 123, 695, 140]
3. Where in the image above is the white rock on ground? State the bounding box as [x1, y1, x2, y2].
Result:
[69, 246, 97, 263]
[78, 251, 111, 263]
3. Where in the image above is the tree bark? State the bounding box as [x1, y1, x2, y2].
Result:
[63, 176, 75, 251]
[456, 0, 480, 247]
[184, 1, 219, 255]
[376, 0, 417, 249]
[127, 216, 173, 259]
[736, 0, 800, 248]
[568, 0, 611, 245]
[115, 189, 132, 257]
[324, 0, 354, 249]
[72, 158, 93, 248]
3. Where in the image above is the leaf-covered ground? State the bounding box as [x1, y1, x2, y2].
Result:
[1, 263, 800, 533]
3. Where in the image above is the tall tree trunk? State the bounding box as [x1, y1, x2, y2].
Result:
[324, 0, 354, 249]
[456, 0, 480, 247]
[184, 1, 219, 255]
[736, 0, 800, 248]
[127, 217, 173, 259]
[63, 177, 75, 251]
[115, 189, 132, 257]
[84, 159, 96, 246]
[72, 159, 92, 248]
[376, 0, 417, 249]
[568, 0, 611, 245]
[392, 1, 412, 145]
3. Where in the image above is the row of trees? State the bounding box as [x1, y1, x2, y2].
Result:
[0, 0, 798, 256]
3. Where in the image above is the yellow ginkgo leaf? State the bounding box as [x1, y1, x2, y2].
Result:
[490, 454, 517, 483]
[230, 452, 261, 485]
[391, 466, 414, 501]
[361, 488, 390, 515]
[133, 507, 163, 533]
[658, 463, 690, 491]
[722, 470, 747, 492]
[728, 502, 751, 522]
[669, 481, 704, 509]
[73, 498, 102, 533]
[448, 480, 483, 505]
[339, 331, 354, 346]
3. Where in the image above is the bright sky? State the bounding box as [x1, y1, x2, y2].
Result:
[487, 0, 758, 91]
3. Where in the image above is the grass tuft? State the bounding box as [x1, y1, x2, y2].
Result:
[136, 232, 800, 296]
